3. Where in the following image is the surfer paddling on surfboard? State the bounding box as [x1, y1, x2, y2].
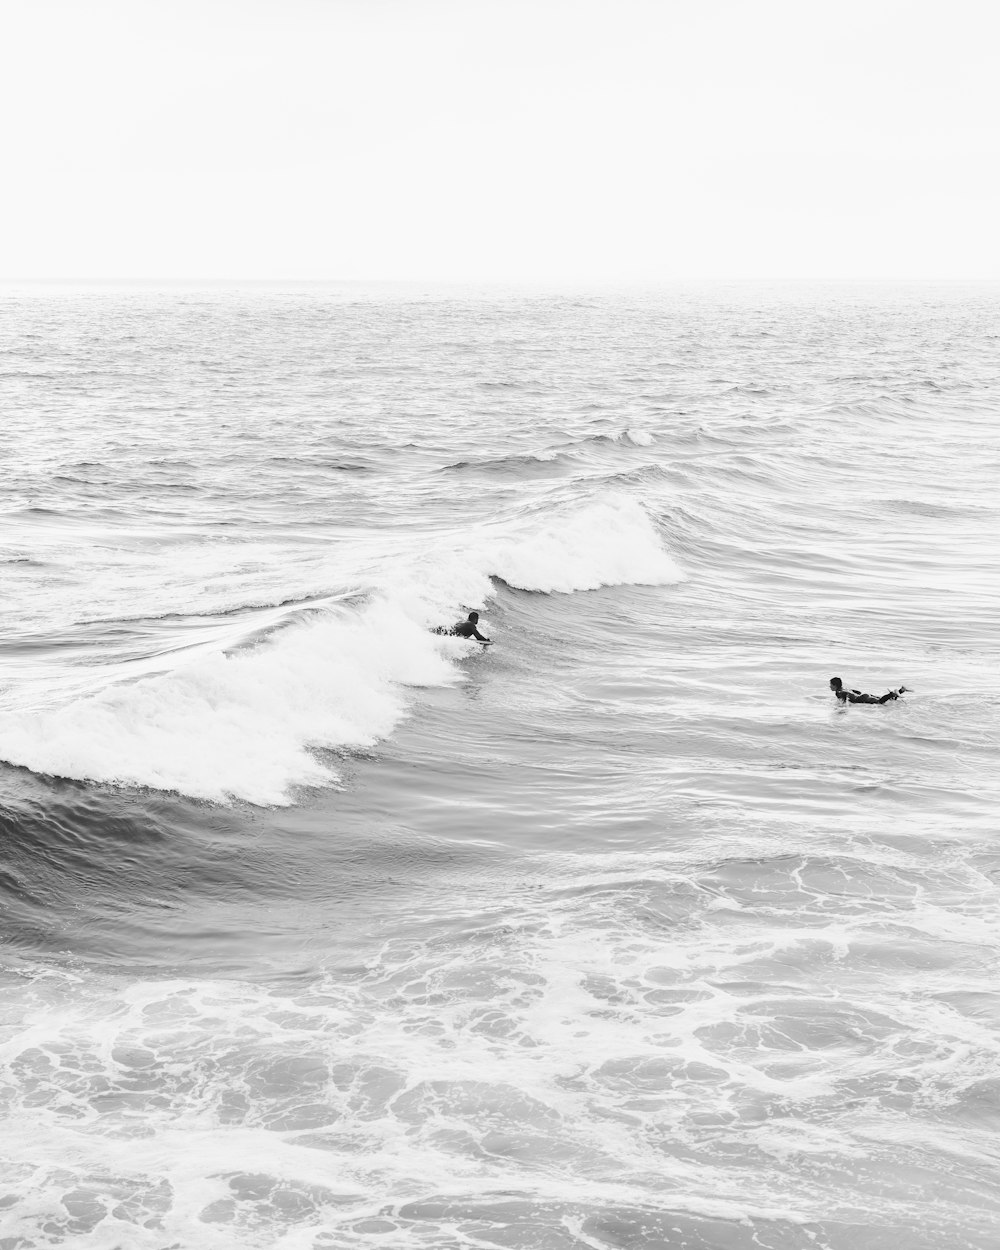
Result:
[830, 677, 908, 705]
[433, 611, 492, 645]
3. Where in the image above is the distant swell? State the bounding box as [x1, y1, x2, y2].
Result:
[441, 429, 656, 476]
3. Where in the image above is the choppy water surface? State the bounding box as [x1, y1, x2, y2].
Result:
[1, 283, 998, 1249]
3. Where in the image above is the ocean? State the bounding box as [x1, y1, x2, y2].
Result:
[1, 282, 998, 1249]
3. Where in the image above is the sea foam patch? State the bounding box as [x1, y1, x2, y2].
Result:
[1, 849, 993, 1250]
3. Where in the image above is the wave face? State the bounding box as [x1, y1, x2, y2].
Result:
[1, 282, 999, 1248]
[0, 499, 681, 804]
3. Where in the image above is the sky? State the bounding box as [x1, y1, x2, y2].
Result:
[2, 0, 998, 282]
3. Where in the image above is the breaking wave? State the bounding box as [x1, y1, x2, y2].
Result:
[0, 499, 682, 805]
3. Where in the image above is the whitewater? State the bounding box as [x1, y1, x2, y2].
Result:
[0, 281, 998, 1249]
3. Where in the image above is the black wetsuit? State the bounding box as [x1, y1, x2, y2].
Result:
[432, 619, 490, 641]
[835, 688, 901, 705]
[451, 620, 489, 641]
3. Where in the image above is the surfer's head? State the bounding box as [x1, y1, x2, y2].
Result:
[829, 677, 843, 692]
[468, 612, 479, 624]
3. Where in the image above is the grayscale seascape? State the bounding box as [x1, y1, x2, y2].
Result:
[1, 281, 999, 1248]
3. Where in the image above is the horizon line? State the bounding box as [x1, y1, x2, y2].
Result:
[3, 275, 1000, 287]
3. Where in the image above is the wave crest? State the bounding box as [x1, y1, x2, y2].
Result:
[0, 603, 457, 806]
[0, 499, 682, 805]
[483, 498, 681, 594]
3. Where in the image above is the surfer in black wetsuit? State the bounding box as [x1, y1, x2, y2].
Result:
[433, 612, 492, 643]
[829, 677, 907, 705]
[453, 612, 490, 641]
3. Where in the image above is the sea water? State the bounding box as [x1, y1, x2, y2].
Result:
[0, 282, 998, 1249]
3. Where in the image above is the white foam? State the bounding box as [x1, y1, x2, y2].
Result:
[0, 601, 458, 805]
[480, 497, 682, 594]
[0, 498, 682, 803]
[376, 497, 683, 606]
